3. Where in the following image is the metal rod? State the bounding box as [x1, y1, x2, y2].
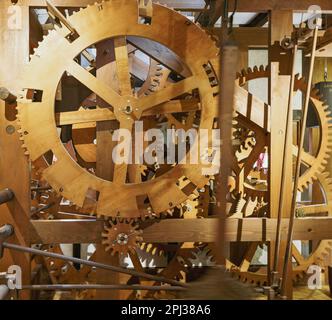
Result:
[0, 189, 14, 205]
[0, 224, 14, 239]
[31, 186, 52, 192]
[272, 44, 298, 285]
[2, 242, 187, 288]
[280, 25, 319, 297]
[31, 202, 55, 215]
[0, 88, 17, 104]
[20, 284, 185, 291]
[0, 224, 14, 258]
[0, 285, 9, 300]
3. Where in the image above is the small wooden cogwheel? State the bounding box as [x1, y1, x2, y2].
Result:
[102, 219, 143, 256]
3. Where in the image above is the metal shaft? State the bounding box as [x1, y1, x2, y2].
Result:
[0, 224, 14, 258]
[0, 189, 14, 205]
[2, 242, 187, 288]
[0, 224, 14, 239]
[31, 186, 52, 192]
[0, 88, 17, 104]
[0, 285, 9, 300]
[280, 26, 319, 297]
[31, 202, 55, 215]
[20, 284, 185, 291]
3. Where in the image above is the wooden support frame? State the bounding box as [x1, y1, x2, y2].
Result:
[28, 0, 206, 10]
[268, 10, 294, 297]
[30, 217, 332, 244]
[25, 0, 332, 12]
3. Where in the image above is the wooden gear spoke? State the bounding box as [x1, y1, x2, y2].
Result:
[113, 120, 134, 184]
[239, 242, 260, 272]
[67, 60, 123, 110]
[114, 37, 133, 96]
[56, 99, 200, 125]
[291, 244, 306, 265]
[137, 75, 199, 113]
[292, 145, 316, 167]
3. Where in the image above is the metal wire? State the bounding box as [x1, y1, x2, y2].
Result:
[2, 242, 187, 288]
[280, 25, 319, 298]
[20, 284, 186, 291]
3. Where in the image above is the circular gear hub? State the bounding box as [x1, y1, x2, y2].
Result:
[102, 219, 143, 256]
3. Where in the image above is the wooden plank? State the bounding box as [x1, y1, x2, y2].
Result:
[56, 99, 199, 125]
[29, 0, 206, 10]
[127, 36, 191, 77]
[95, 39, 120, 300]
[129, 55, 149, 81]
[232, 0, 332, 12]
[27, 0, 332, 11]
[268, 10, 294, 297]
[30, 218, 332, 244]
[219, 27, 269, 48]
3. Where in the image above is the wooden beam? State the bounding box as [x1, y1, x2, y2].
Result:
[240, 13, 269, 27]
[56, 99, 199, 125]
[28, 0, 206, 11]
[95, 38, 120, 300]
[223, 0, 332, 12]
[127, 36, 191, 77]
[29, 218, 332, 244]
[27, 0, 332, 13]
[218, 27, 269, 48]
[268, 9, 294, 297]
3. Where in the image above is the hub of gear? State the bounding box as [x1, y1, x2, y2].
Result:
[102, 219, 143, 256]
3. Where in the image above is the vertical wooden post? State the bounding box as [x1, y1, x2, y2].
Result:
[94, 39, 121, 300]
[0, 0, 31, 299]
[268, 10, 294, 298]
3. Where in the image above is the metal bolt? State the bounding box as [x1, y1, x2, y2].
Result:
[5, 125, 15, 135]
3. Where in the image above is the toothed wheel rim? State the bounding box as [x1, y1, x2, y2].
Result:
[225, 172, 332, 285]
[16, 0, 218, 219]
[235, 65, 332, 193]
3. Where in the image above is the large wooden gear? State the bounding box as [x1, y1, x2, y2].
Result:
[1, 0, 332, 301]
[18, 1, 332, 291]
[225, 66, 332, 285]
[16, 0, 218, 220]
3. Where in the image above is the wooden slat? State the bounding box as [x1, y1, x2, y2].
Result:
[29, 218, 332, 244]
[219, 27, 269, 48]
[28, 0, 332, 11]
[127, 36, 191, 77]
[56, 99, 200, 125]
[268, 11, 294, 297]
[29, 0, 206, 11]
[95, 39, 120, 299]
